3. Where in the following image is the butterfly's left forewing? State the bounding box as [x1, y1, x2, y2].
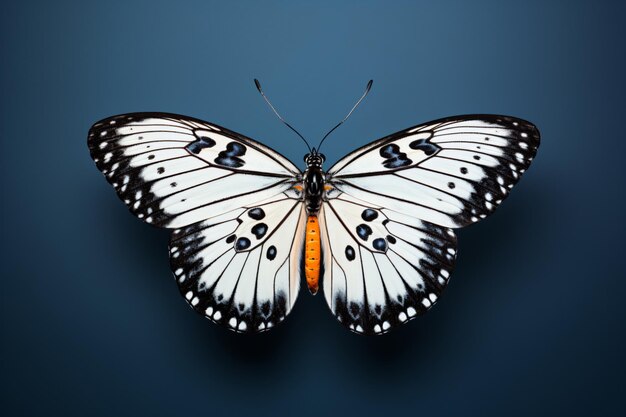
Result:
[88, 112, 301, 228]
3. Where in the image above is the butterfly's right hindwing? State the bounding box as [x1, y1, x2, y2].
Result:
[319, 196, 457, 335]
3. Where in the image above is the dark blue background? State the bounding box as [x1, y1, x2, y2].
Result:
[2, 1, 624, 416]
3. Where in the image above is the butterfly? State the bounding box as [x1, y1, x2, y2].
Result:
[87, 80, 540, 335]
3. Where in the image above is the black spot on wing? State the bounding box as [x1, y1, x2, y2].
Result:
[361, 209, 378, 221]
[186, 135, 216, 154]
[345, 245, 355, 261]
[372, 238, 387, 252]
[379, 144, 412, 169]
[356, 224, 372, 241]
[266, 245, 277, 260]
[409, 138, 441, 155]
[214, 141, 246, 168]
[235, 237, 251, 251]
[248, 208, 265, 220]
[251, 223, 268, 239]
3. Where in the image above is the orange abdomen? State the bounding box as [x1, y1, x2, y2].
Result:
[305, 215, 321, 295]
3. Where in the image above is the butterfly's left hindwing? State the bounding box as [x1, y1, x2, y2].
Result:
[171, 194, 306, 333]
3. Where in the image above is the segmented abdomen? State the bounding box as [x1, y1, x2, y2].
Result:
[304, 215, 320, 294]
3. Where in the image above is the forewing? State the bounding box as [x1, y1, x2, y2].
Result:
[170, 193, 306, 333]
[320, 194, 457, 335]
[327, 115, 540, 228]
[88, 112, 301, 228]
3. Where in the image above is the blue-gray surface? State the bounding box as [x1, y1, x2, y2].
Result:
[2, 1, 624, 416]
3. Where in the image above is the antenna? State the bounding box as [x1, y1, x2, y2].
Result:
[317, 80, 373, 152]
[254, 79, 312, 152]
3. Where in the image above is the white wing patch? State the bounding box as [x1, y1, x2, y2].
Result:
[320, 198, 457, 335]
[88, 113, 301, 228]
[328, 115, 540, 228]
[170, 198, 306, 333]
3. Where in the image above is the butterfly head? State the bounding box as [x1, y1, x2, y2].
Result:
[304, 149, 325, 168]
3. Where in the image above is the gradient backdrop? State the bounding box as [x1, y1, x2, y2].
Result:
[2, 1, 624, 416]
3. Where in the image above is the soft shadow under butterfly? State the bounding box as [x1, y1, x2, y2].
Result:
[88, 80, 540, 335]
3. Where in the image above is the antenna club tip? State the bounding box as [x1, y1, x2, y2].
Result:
[366, 80, 373, 90]
[254, 79, 262, 91]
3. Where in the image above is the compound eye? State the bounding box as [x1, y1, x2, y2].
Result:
[303, 153, 310, 162]
[319, 153, 326, 163]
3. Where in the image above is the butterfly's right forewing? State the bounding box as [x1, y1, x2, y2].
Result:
[327, 115, 540, 228]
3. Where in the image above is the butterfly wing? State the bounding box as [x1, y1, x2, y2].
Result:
[321, 115, 539, 334]
[319, 198, 456, 334]
[88, 112, 301, 228]
[327, 115, 540, 228]
[171, 191, 306, 332]
[88, 112, 306, 332]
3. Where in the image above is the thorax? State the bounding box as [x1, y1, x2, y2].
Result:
[303, 165, 325, 215]
[301, 151, 327, 215]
